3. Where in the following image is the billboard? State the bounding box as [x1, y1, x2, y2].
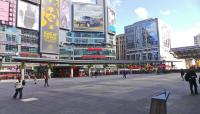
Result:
[73, 3, 104, 32]
[25, 0, 40, 4]
[40, 0, 59, 54]
[0, 0, 16, 26]
[0, 1, 9, 21]
[17, 0, 39, 31]
[107, 8, 116, 34]
[60, 0, 71, 29]
[141, 21, 159, 47]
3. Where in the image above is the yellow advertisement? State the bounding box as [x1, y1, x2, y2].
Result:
[40, 0, 59, 54]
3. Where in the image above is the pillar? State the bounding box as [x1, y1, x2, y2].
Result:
[48, 67, 51, 78]
[88, 67, 91, 77]
[21, 62, 25, 80]
[70, 67, 74, 78]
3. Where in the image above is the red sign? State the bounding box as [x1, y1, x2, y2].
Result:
[87, 48, 102, 51]
[19, 52, 39, 57]
[82, 55, 106, 59]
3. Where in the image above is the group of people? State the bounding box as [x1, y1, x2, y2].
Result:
[181, 67, 200, 95]
[13, 73, 50, 99]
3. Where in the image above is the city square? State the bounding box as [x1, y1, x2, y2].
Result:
[0, 73, 200, 114]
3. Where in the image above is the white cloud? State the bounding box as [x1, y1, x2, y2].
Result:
[160, 10, 171, 15]
[171, 23, 200, 48]
[134, 7, 148, 19]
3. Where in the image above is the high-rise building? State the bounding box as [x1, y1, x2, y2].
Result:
[125, 18, 174, 65]
[116, 34, 126, 60]
[194, 34, 200, 46]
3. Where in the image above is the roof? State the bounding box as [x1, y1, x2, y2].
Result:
[12, 57, 181, 64]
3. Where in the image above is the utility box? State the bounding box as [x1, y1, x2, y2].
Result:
[149, 90, 170, 114]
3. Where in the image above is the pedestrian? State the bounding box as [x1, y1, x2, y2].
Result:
[13, 77, 23, 99]
[95, 71, 98, 78]
[44, 72, 49, 87]
[180, 69, 185, 80]
[123, 70, 126, 78]
[34, 75, 37, 84]
[185, 67, 198, 95]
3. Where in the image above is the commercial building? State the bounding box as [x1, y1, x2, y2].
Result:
[116, 34, 126, 60]
[124, 18, 175, 66]
[0, 0, 116, 69]
[194, 34, 200, 46]
[59, 0, 116, 60]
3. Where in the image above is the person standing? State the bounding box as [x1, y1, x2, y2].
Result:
[13, 78, 23, 99]
[44, 72, 49, 87]
[180, 69, 185, 80]
[185, 67, 198, 95]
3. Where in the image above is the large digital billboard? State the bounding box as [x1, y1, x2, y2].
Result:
[73, 3, 104, 32]
[17, 0, 39, 31]
[40, 0, 59, 54]
[60, 0, 71, 29]
[0, 1, 9, 21]
[107, 8, 116, 34]
[0, 0, 16, 26]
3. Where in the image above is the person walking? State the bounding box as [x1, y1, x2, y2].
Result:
[13, 78, 23, 99]
[180, 69, 185, 80]
[123, 70, 126, 78]
[44, 72, 49, 87]
[185, 67, 198, 95]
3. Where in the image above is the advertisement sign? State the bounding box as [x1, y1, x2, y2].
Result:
[60, 0, 71, 29]
[0, 1, 9, 21]
[40, 0, 59, 54]
[25, 0, 40, 4]
[107, 8, 116, 34]
[0, 0, 16, 26]
[17, 0, 39, 31]
[141, 21, 159, 47]
[73, 3, 104, 32]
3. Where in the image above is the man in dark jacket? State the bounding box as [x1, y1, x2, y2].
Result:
[180, 69, 185, 80]
[185, 67, 198, 95]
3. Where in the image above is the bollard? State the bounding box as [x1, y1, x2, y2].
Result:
[149, 90, 170, 114]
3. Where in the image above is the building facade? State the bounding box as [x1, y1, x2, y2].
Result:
[194, 34, 200, 46]
[125, 18, 174, 65]
[0, 0, 116, 67]
[116, 34, 126, 60]
[59, 0, 116, 60]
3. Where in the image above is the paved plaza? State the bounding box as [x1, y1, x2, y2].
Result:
[0, 73, 200, 114]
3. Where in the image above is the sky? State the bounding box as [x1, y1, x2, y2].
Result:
[113, 0, 200, 48]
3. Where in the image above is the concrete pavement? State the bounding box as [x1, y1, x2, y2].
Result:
[0, 73, 200, 114]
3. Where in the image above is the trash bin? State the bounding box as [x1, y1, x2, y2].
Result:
[149, 90, 170, 114]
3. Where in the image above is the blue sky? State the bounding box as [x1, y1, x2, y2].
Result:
[113, 0, 200, 47]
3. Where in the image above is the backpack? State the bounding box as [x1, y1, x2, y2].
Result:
[185, 75, 189, 81]
[22, 80, 26, 86]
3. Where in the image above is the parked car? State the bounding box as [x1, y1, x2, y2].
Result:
[77, 16, 101, 27]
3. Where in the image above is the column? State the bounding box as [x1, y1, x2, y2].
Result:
[21, 62, 25, 80]
[70, 67, 74, 78]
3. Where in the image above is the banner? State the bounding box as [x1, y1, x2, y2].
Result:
[17, 0, 39, 30]
[40, 0, 59, 54]
[60, 0, 71, 29]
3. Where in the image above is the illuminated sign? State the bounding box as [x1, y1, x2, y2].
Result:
[0, 1, 9, 21]
[17, 0, 39, 30]
[107, 8, 116, 34]
[87, 48, 102, 51]
[40, 0, 59, 54]
[82, 55, 106, 59]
